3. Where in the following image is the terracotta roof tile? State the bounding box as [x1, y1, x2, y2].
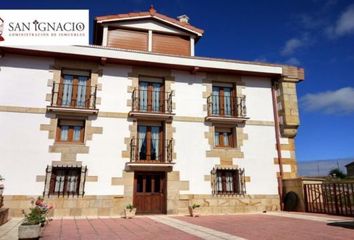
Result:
[95, 8, 204, 35]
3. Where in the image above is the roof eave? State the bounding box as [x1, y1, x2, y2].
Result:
[0, 45, 305, 80]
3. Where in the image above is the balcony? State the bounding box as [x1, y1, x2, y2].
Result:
[128, 88, 174, 121]
[127, 138, 174, 171]
[205, 95, 248, 124]
[47, 82, 98, 115]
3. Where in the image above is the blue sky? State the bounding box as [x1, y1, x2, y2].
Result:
[1, 0, 354, 161]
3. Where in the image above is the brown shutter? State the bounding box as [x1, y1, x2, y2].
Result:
[152, 33, 190, 56]
[233, 170, 239, 194]
[49, 170, 56, 195]
[108, 28, 148, 51]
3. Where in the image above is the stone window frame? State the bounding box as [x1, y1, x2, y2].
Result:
[214, 126, 236, 148]
[43, 163, 87, 198]
[211, 166, 246, 196]
[55, 119, 86, 144]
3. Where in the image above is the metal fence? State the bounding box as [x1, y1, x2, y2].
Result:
[304, 182, 354, 217]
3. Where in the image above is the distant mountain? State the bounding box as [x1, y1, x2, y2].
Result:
[297, 158, 354, 177]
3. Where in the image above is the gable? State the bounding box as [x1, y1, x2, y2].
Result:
[104, 19, 193, 37]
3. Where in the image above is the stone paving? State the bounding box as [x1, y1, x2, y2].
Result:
[175, 213, 354, 240]
[0, 218, 22, 240]
[42, 217, 200, 240]
[0, 213, 353, 239]
[149, 215, 245, 240]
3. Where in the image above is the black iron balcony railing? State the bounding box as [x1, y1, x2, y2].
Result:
[207, 95, 246, 118]
[50, 82, 97, 109]
[130, 138, 173, 163]
[131, 88, 173, 114]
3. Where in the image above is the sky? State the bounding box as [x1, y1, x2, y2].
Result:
[1, 0, 354, 162]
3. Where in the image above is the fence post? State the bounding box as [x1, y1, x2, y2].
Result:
[303, 184, 308, 212]
[333, 183, 340, 215]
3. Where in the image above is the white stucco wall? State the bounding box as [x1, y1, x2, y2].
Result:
[0, 112, 58, 195]
[239, 125, 278, 194]
[173, 71, 206, 117]
[0, 54, 53, 108]
[77, 117, 130, 195]
[173, 121, 217, 194]
[243, 76, 274, 121]
[98, 64, 132, 113]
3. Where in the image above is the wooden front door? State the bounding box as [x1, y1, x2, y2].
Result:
[133, 172, 166, 214]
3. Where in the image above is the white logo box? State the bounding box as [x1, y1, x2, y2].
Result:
[0, 10, 89, 45]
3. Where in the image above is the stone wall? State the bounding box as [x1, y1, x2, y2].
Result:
[174, 194, 279, 215]
[4, 194, 279, 217]
[3, 195, 130, 217]
[282, 177, 324, 212]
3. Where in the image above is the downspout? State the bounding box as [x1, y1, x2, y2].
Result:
[271, 79, 284, 211]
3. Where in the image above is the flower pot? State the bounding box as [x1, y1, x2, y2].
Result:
[18, 223, 41, 239]
[124, 208, 136, 219]
[0, 185, 4, 196]
[188, 206, 200, 217]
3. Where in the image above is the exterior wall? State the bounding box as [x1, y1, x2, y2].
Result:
[0, 55, 56, 196]
[346, 164, 354, 177]
[283, 178, 324, 212]
[0, 53, 299, 216]
[0, 112, 57, 195]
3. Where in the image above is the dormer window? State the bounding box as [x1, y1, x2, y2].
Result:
[95, 7, 203, 56]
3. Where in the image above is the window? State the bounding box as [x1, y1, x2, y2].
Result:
[214, 128, 235, 147]
[49, 167, 82, 196]
[137, 124, 164, 161]
[138, 77, 164, 112]
[57, 70, 91, 108]
[215, 169, 245, 195]
[211, 85, 236, 116]
[56, 119, 85, 143]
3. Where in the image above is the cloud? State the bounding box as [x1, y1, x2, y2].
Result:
[285, 57, 301, 66]
[327, 4, 354, 37]
[281, 38, 303, 56]
[280, 34, 312, 56]
[301, 87, 354, 114]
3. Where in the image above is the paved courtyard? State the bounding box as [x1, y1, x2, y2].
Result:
[0, 212, 353, 239]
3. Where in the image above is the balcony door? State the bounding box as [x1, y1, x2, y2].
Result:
[134, 172, 166, 214]
[212, 86, 235, 116]
[138, 125, 164, 162]
[58, 71, 91, 108]
[139, 80, 164, 112]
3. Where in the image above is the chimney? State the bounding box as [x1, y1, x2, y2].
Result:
[177, 14, 190, 24]
[149, 5, 156, 15]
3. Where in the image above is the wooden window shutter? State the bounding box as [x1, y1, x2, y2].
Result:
[49, 169, 56, 195]
[108, 28, 148, 51]
[152, 33, 190, 56]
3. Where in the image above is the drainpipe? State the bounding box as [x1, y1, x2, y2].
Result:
[271, 79, 284, 211]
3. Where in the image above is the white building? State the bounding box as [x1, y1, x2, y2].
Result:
[0, 7, 304, 216]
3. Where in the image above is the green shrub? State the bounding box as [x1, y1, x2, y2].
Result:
[192, 203, 200, 209]
[22, 207, 46, 225]
[126, 204, 134, 211]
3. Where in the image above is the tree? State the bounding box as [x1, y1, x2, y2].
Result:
[329, 168, 346, 179]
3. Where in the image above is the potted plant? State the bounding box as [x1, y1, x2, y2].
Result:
[188, 203, 201, 217]
[124, 204, 136, 219]
[0, 175, 4, 196]
[0, 175, 4, 209]
[18, 206, 46, 239]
